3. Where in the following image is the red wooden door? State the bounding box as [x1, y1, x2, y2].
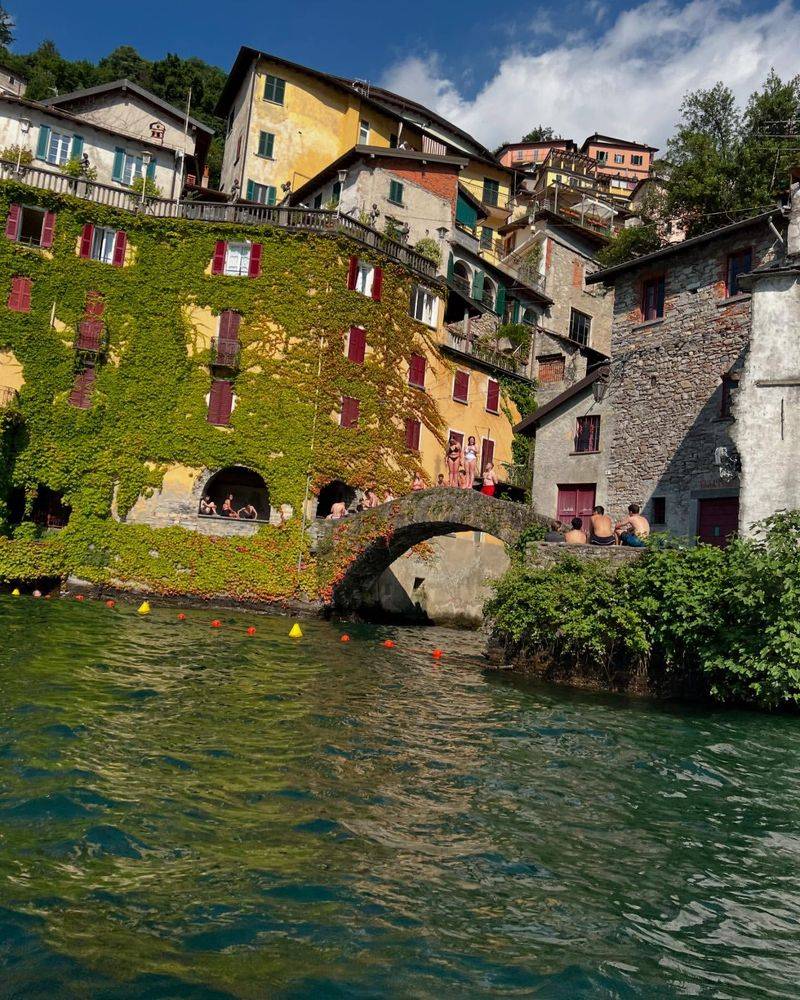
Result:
[557, 484, 596, 528]
[697, 497, 739, 547]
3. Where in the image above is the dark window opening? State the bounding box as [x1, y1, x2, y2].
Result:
[19, 206, 47, 247]
[316, 480, 356, 519]
[642, 275, 665, 321]
[726, 248, 752, 297]
[720, 372, 740, 418]
[412, 577, 424, 590]
[575, 415, 600, 453]
[569, 308, 591, 346]
[31, 487, 71, 529]
[652, 496, 666, 524]
[200, 466, 270, 522]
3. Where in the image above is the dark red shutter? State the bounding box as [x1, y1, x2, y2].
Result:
[341, 396, 360, 428]
[453, 370, 469, 403]
[5, 203, 20, 241]
[404, 417, 420, 451]
[486, 378, 500, 413]
[79, 223, 94, 258]
[40, 211, 56, 249]
[207, 379, 233, 425]
[480, 437, 495, 472]
[348, 326, 366, 363]
[371, 266, 383, 301]
[85, 291, 104, 317]
[69, 367, 95, 409]
[8, 276, 31, 312]
[212, 240, 227, 275]
[77, 319, 103, 351]
[346, 255, 358, 290]
[218, 310, 241, 342]
[409, 353, 426, 388]
[248, 242, 262, 278]
[111, 230, 127, 267]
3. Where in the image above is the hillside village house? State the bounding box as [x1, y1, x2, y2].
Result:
[580, 133, 658, 203]
[518, 209, 789, 544]
[0, 80, 211, 199]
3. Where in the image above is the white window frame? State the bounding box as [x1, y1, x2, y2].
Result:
[359, 119, 370, 144]
[47, 130, 71, 166]
[121, 152, 144, 186]
[224, 242, 252, 277]
[249, 181, 275, 205]
[354, 262, 374, 297]
[91, 226, 117, 264]
[614, 153, 625, 164]
[410, 285, 439, 328]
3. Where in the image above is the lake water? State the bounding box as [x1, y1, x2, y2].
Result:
[1, 596, 799, 998]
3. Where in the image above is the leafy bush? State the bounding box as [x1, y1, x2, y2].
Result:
[595, 225, 662, 268]
[0, 145, 32, 166]
[413, 237, 441, 264]
[61, 157, 97, 181]
[12, 520, 39, 541]
[130, 175, 162, 199]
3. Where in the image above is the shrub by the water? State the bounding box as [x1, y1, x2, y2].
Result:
[487, 511, 800, 709]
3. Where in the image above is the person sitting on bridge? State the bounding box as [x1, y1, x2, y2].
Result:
[411, 472, 426, 491]
[363, 488, 380, 508]
[327, 500, 348, 520]
[238, 502, 258, 520]
[199, 496, 217, 517]
[589, 505, 616, 546]
[564, 517, 588, 544]
[383, 489, 395, 503]
[616, 504, 650, 547]
[436, 473, 446, 487]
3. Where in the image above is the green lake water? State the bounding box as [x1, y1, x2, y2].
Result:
[1, 596, 800, 998]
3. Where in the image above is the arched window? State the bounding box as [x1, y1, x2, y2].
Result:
[316, 480, 356, 519]
[452, 258, 471, 294]
[199, 466, 270, 521]
[482, 276, 497, 311]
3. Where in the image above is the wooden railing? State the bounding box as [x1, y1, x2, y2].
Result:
[0, 160, 438, 279]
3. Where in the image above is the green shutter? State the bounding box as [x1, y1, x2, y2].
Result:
[472, 270, 484, 300]
[389, 179, 403, 204]
[146, 158, 156, 181]
[264, 74, 286, 104]
[258, 131, 274, 157]
[511, 299, 520, 323]
[495, 284, 506, 316]
[70, 134, 84, 160]
[246, 179, 255, 201]
[447, 252, 454, 281]
[276, 77, 285, 104]
[36, 125, 51, 160]
[267, 186, 277, 206]
[455, 193, 478, 230]
[112, 147, 125, 183]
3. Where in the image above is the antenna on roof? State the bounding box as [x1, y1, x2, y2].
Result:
[352, 78, 370, 98]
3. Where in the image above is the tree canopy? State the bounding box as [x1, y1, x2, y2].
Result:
[520, 125, 556, 143]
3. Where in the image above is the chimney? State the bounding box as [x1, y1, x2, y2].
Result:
[788, 171, 800, 258]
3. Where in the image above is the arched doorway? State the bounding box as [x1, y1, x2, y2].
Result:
[200, 467, 270, 521]
[316, 480, 357, 519]
[482, 276, 497, 311]
[452, 258, 472, 295]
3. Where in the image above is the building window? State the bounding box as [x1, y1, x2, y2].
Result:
[409, 285, 438, 327]
[537, 355, 565, 383]
[569, 308, 592, 346]
[225, 110, 233, 136]
[651, 496, 666, 524]
[313, 193, 323, 209]
[453, 370, 469, 404]
[575, 415, 601, 453]
[257, 131, 275, 158]
[264, 73, 286, 105]
[596, 150, 608, 163]
[332, 180, 342, 205]
[346, 326, 366, 364]
[7, 276, 32, 313]
[245, 180, 277, 205]
[486, 378, 500, 414]
[211, 240, 263, 278]
[408, 353, 426, 388]
[480, 226, 494, 250]
[89, 226, 118, 264]
[631, 154, 643, 166]
[347, 256, 382, 300]
[5, 204, 56, 248]
[340, 395, 360, 428]
[46, 130, 72, 166]
[389, 133, 398, 148]
[720, 372, 740, 418]
[234, 135, 241, 164]
[388, 179, 404, 205]
[614, 153, 625, 164]
[404, 417, 421, 451]
[359, 119, 370, 144]
[482, 178, 500, 207]
[726, 248, 752, 297]
[514, 149, 525, 161]
[641, 275, 665, 321]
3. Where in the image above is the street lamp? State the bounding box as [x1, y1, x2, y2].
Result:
[592, 369, 609, 402]
[336, 168, 347, 216]
[139, 151, 152, 209]
[16, 117, 31, 174]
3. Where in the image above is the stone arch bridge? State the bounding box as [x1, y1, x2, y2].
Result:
[315, 488, 556, 611]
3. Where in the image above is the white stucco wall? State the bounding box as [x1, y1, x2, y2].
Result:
[220, 66, 254, 195]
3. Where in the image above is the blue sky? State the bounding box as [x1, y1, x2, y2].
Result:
[8, 0, 796, 147]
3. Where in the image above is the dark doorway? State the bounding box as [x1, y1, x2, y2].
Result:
[317, 480, 356, 518]
[30, 487, 71, 528]
[697, 496, 739, 547]
[201, 467, 270, 521]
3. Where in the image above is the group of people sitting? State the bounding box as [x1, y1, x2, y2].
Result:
[548, 504, 650, 547]
[199, 494, 259, 520]
[446, 436, 498, 495]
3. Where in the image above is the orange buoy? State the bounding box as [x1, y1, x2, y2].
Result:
[75, 594, 85, 602]
[383, 639, 395, 649]
[431, 649, 443, 659]
[211, 619, 222, 629]
[340, 634, 350, 643]
[177, 612, 186, 621]
[105, 599, 116, 608]
[247, 626, 257, 636]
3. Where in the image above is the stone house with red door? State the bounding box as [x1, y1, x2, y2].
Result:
[518, 208, 789, 544]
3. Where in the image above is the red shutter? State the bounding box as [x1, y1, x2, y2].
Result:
[404, 417, 421, 451]
[111, 230, 127, 267]
[77, 319, 103, 351]
[69, 367, 96, 409]
[371, 265, 383, 301]
[248, 242, 262, 278]
[340, 396, 360, 428]
[218, 310, 241, 343]
[211, 240, 227, 275]
[8, 276, 31, 313]
[486, 378, 500, 413]
[408, 353, 426, 388]
[453, 370, 469, 403]
[207, 379, 233, 425]
[40, 211, 56, 249]
[347, 326, 366, 363]
[480, 437, 495, 472]
[85, 291, 104, 317]
[346, 255, 358, 290]
[5, 203, 20, 241]
[79, 223, 94, 258]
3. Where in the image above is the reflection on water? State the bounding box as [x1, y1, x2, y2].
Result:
[1, 597, 800, 998]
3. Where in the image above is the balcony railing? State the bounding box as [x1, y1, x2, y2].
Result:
[0, 160, 438, 280]
[0, 385, 18, 408]
[446, 329, 530, 378]
[75, 319, 106, 354]
[211, 337, 240, 368]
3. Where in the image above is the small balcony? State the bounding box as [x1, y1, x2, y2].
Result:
[445, 328, 530, 378]
[211, 337, 240, 369]
[75, 319, 107, 354]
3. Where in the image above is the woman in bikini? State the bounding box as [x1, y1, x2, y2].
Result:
[411, 472, 426, 491]
[464, 436, 478, 489]
[446, 436, 462, 487]
[481, 462, 499, 496]
[221, 494, 239, 518]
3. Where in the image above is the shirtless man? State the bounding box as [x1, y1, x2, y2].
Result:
[564, 517, 588, 545]
[616, 503, 650, 547]
[327, 501, 347, 520]
[589, 505, 616, 546]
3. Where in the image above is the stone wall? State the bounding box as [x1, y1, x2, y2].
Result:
[605, 219, 782, 538]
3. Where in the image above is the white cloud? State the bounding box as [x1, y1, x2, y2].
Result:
[381, 0, 800, 151]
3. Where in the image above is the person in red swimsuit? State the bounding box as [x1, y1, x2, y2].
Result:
[481, 463, 498, 496]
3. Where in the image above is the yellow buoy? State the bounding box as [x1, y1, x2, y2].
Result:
[11, 587, 21, 597]
[289, 622, 303, 638]
[138, 601, 151, 615]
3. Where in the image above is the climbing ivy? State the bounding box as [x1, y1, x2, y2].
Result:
[0, 180, 447, 600]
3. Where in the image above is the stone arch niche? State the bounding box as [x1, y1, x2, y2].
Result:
[200, 466, 271, 522]
[316, 479, 358, 519]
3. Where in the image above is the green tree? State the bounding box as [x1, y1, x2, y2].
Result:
[521, 125, 555, 143]
[0, 4, 13, 47]
[595, 224, 661, 268]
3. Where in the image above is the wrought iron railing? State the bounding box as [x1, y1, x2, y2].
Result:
[0, 160, 438, 279]
[211, 337, 241, 368]
[75, 321, 107, 354]
[446, 329, 530, 378]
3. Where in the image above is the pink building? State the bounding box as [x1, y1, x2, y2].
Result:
[579, 134, 657, 183]
[496, 139, 576, 170]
